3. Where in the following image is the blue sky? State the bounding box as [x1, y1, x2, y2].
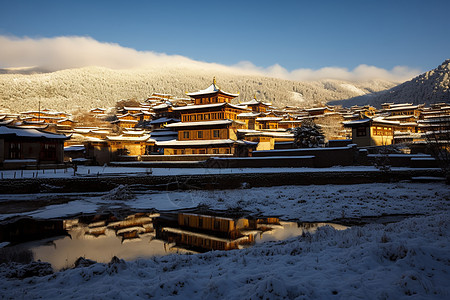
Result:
[0, 0, 449, 79]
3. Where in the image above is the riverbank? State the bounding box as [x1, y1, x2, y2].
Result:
[0, 166, 445, 194]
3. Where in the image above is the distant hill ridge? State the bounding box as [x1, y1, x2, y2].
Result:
[0, 66, 396, 113]
[329, 60, 450, 107]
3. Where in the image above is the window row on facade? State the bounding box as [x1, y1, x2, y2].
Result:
[179, 128, 228, 140]
[169, 147, 231, 155]
[195, 96, 230, 105]
[181, 111, 239, 122]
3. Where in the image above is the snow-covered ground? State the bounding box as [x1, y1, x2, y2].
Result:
[0, 165, 442, 179]
[0, 181, 449, 299]
[0, 182, 448, 222]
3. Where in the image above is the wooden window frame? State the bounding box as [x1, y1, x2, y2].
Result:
[356, 127, 367, 137]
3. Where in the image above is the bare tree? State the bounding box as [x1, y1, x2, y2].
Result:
[425, 117, 450, 182]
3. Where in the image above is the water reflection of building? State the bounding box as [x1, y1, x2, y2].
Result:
[64, 213, 158, 243]
[154, 212, 280, 252]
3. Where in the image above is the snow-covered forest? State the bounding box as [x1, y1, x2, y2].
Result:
[0, 66, 396, 113]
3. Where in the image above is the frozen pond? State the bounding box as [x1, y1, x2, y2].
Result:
[1, 211, 347, 270]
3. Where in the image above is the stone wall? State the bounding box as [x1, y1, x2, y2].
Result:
[252, 146, 357, 167]
[0, 169, 443, 194]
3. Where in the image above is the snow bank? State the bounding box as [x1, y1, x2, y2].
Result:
[1, 182, 448, 221]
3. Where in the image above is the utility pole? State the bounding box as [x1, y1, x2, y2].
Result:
[38, 98, 41, 123]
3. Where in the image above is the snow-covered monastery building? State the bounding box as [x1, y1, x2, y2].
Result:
[157, 78, 252, 156]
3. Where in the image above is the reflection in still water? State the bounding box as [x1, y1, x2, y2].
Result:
[154, 214, 282, 252]
[31, 213, 165, 270]
[7, 212, 347, 270]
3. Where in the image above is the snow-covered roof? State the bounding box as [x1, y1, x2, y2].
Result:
[172, 103, 224, 110]
[90, 130, 111, 134]
[237, 112, 261, 118]
[305, 107, 333, 112]
[14, 124, 50, 130]
[279, 120, 302, 123]
[165, 120, 233, 128]
[73, 127, 102, 134]
[244, 131, 294, 138]
[57, 118, 75, 123]
[238, 99, 271, 106]
[386, 103, 413, 108]
[0, 119, 14, 125]
[343, 119, 371, 126]
[186, 80, 239, 97]
[149, 117, 180, 125]
[106, 134, 154, 142]
[387, 105, 421, 111]
[84, 136, 107, 142]
[256, 117, 282, 122]
[64, 145, 85, 152]
[123, 107, 149, 111]
[116, 113, 133, 118]
[237, 129, 261, 134]
[111, 119, 138, 124]
[152, 103, 171, 110]
[172, 102, 247, 111]
[156, 139, 236, 147]
[372, 117, 400, 125]
[20, 110, 65, 115]
[384, 115, 416, 120]
[152, 93, 172, 97]
[398, 122, 418, 126]
[122, 130, 148, 135]
[0, 126, 69, 139]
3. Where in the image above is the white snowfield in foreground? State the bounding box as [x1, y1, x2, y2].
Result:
[0, 182, 448, 299]
[0, 213, 448, 299]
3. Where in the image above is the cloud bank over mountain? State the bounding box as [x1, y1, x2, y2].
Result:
[0, 35, 420, 82]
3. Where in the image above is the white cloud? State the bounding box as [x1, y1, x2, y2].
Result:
[0, 35, 420, 82]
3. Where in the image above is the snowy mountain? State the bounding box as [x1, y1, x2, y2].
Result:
[329, 59, 450, 107]
[0, 66, 396, 113]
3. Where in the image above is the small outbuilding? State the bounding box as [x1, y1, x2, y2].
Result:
[0, 125, 69, 169]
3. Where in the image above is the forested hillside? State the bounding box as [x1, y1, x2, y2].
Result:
[0, 66, 396, 113]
